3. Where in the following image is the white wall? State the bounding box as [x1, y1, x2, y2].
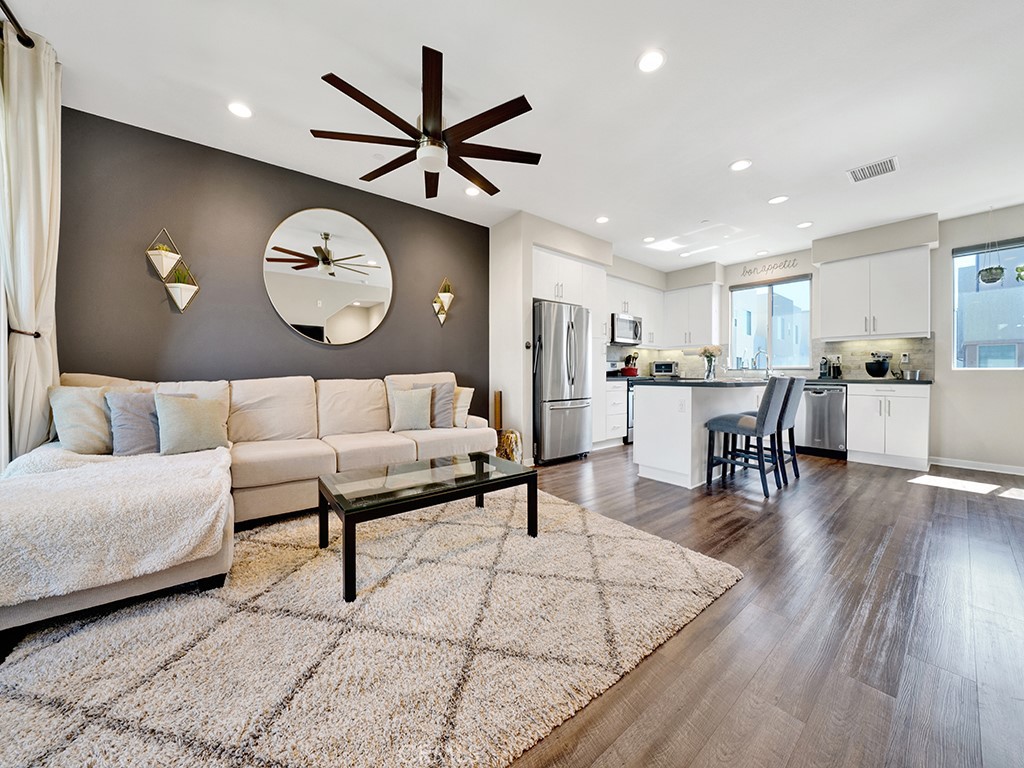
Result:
[930, 203, 1024, 474]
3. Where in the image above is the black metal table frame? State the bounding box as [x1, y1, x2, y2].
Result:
[318, 456, 538, 601]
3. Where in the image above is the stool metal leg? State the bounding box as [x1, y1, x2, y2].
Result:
[729, 434, 736, 477]
[706, 429, 716, 489]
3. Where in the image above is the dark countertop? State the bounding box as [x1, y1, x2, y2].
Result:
[831, 378, 934, 385]
[631, 379, 767, 388]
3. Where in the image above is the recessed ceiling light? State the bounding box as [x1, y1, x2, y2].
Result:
[595, 216, 609, 224]
[227, 101, 252, 118]
[797, 221, 814, 229]
[353, 301, 362, 306]
[637, 49, 666, 73]
[464, 186, 480, 197]
[756, 250, 769, 257]
[767, 195, 789, 205]
[366, 260, 377, 266]
[729, 159, 753, 172]
[643, 236, 656, 243]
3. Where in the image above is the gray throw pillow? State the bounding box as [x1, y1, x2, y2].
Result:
[414, 381, 455, 428]
[453, 386, 474, 428]
[389, 388, 432, 432]
[106, 391, 160, 455]
[155, 394, 230, 455]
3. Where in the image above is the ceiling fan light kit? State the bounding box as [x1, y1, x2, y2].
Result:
[311, 45, 540, 198]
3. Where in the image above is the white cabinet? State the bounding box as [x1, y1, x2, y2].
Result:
[662, 285, 720, 347]
[817, 247, 930, 340]
[591, 341, 607, 441]
[533, 249, 607, 339]
[846, 383, 931, 470]
[606, 380, 627, 439]
[607, 276, 640, 317]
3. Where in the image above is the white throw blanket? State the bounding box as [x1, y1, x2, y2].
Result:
[0, 443, 233, 607]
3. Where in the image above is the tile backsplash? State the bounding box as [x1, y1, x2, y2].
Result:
[606, 335, 936, 380]
[813, 335, 935, 379]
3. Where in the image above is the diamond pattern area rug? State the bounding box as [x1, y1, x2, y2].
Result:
[0, 488, 741, 768]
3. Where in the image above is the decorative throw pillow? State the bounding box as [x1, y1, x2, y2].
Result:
[106, 391, 160, 456]
[389, 388, 432, 432]
[48, 386, 112, 454]
[414, 381, 455, 428]
[155, 394, 230, 455]
[453, 386, 475, 428]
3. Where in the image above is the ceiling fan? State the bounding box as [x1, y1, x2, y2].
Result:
[310, 46, 541, 198]
[265, 232, 379, 277]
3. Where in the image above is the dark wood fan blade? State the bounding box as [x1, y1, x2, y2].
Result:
[425, 171, 439, 198]
[321, 73, 420, 140]
[265, 257, 310, 264]
[360, 149, 417, 182]
[336, 264, 369, 276]
[271, 246, 317, 262]
[422, 46, 443, 140]
[314, 246, 330, 261]
[310, 130, 417, 148]
[443, 95, 532, 144]
[292, 263, 318, 271]
[452, 143, 541, 165]
[447, 155, 499, 196]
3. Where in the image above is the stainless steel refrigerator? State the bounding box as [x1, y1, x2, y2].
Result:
[533, 299, 592, 464]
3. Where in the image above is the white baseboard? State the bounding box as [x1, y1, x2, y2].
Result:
[847, 451, 930, 472]
[591, 438, 626, 452]
[929, 456, 1024, 478]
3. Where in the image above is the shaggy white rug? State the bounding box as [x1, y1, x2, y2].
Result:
[0, 487, 741, 768]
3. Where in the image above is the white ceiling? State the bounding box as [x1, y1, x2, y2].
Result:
[19, 0, 1024, 271]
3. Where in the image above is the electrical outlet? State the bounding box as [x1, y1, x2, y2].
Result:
[901, 352, 910, 363]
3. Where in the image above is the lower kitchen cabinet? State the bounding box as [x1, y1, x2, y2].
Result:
[606, 381, 627, 440]
[846, 383, 930, 470]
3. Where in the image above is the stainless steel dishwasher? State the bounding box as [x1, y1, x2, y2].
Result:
[796, 383, 847, 456]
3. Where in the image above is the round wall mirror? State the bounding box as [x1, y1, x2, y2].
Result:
[263, 208, 393, 345]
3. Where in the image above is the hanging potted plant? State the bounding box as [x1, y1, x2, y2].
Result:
[165, 264, 199, 312]
[146, 242, 182, 279]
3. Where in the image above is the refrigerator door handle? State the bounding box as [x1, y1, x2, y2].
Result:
[549, 400, 591, 409]
[532, 334, 542, 376]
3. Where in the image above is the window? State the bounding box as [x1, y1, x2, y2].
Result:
[730, 277, 811, 369]
[952, 238, 1024, 369]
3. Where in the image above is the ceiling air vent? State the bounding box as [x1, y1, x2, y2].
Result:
[847, 156, 899, 183]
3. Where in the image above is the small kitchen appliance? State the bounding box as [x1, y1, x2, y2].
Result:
[865, 351, 892, 378]
[650, 360, 679, 378]
[610, 312, 643, 345]
[818, 356, 843, 379]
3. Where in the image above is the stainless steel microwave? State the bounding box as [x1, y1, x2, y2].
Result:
[610, 313, 643, 345]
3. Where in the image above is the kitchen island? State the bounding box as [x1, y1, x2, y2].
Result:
[632, 379, 767, 489]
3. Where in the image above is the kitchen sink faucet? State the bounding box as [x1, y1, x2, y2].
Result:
[753, 348, 772, 379]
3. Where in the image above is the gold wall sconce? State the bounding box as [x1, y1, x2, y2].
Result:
[146, 228, 200, 312]
[432, 277, 454, 325]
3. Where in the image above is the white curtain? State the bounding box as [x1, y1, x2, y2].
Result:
[0, 22, 62, 463]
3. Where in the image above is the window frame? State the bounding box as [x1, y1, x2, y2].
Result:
[951, 236, 1024, 372]
[728, 274, 813, 371]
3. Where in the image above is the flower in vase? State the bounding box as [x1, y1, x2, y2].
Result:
[698, 344, 722, 360]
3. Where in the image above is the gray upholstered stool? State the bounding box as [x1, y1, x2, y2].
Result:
[741, 376, 806, 485]
[705, 376, 790, 498]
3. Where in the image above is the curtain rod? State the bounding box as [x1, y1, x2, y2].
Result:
[0, 0, 35, 48]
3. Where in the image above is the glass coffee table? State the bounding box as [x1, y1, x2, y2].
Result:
[318, 452, 538, 601]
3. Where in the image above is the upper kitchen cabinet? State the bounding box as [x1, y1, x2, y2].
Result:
[662, 284, 720, 348]
[817, 246, 931, 340]
[533, 247, 606, 337]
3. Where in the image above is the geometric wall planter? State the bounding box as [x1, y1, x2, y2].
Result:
[146, 228, 200, 312]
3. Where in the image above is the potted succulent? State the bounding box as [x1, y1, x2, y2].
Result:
[1017, 265, 1024, 282]
[698, 344, 723, 381]
[146, 242, 182, 279]
[165, 264, 199, 312]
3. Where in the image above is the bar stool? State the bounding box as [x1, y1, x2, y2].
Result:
[745, 376, 806, 483]
[705, 376, 789, 498]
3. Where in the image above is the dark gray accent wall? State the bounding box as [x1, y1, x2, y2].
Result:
[57, 109, 489, 414]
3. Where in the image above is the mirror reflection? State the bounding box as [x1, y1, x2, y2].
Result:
[263, 208, 393, 345]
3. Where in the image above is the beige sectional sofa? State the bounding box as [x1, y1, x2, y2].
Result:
[0, 371, 495, 645]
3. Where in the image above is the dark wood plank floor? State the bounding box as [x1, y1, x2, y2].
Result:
[514, 445, 1024, 768]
